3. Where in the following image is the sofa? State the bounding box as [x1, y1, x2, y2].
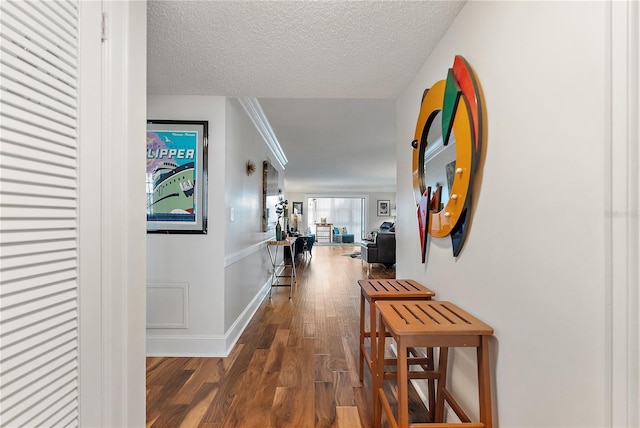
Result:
[332, 226, 355, 243]
[361, 223, 396, 271]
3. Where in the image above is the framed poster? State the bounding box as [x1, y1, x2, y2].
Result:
[377, 200, 390, 216]
[292, 201, 303, 215]
[146, 120, 208, 233]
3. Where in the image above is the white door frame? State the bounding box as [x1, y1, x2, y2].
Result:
[78, 1, 147, 426]
[605, 1, 639, 426]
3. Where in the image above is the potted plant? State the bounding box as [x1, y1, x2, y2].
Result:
[275, 197, 288, 240]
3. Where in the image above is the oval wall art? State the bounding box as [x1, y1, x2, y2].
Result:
[412, 55, 485, 262]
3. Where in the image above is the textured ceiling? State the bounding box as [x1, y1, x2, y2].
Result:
[147, 0, 465, 192]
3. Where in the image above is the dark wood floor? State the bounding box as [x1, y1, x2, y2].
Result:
[146, 245, 413, 428]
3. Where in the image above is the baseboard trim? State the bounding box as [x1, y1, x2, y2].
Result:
[223, 279, 271, 354]
[146, 334, 227, 357]
[146, 279, 271, 357]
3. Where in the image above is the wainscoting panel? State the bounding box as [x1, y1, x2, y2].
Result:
[147, 283, 189, 329]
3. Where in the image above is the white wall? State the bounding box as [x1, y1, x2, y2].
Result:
[147, 96, 281, 356]
[223, 98, 284, 333]
[147, 96, 228, 355]
[366, 192, 396, 233]
[396, 2, 607, 426]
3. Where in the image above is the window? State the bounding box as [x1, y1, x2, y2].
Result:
[307, 197, 365, 242]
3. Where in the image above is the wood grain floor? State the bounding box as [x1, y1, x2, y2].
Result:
[146, 245, 424, 428]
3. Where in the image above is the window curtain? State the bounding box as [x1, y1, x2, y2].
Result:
[308, 197, 363, 242]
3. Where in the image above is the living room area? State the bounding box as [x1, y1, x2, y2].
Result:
[284, 194, 396, 246]
[280, 194, 397, 270]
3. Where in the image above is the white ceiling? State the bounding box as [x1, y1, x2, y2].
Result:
[147, 0, 465, 192]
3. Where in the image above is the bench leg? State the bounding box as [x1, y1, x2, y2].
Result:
[373, 316, 387, 428]
[434, 347, 449, 423]
[477, 336, 493, 428]
[359, 293, 365, 382]
[397, 340, 409, 428]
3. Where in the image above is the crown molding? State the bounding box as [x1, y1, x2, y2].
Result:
[238, 97, 288, 170]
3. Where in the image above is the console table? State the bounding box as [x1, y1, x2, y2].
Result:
[266, 237, 297, 299]
[315, 223, 332, 243]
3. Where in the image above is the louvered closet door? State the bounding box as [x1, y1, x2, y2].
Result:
[0, 1, 80, 427]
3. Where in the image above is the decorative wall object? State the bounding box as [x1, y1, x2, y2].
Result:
[377, 200, 390, 216]
[292, 201, 303, 215]
[146, 120, 208, 233]
[246, 160, 256, 176]
[411, 55, 485, 260]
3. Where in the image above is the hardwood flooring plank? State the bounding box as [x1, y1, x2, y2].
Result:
[150, 404, 189, 428]
[326, 335, 349, 373]
[219, 349, 270, 425]
[272, 386, 314, 428]
[278, 337, 314, 388]
[342, 336, 362, 387]
[252, 369, 280, 408]
[264, 328, 290, 374]
[304, 322, 316, 338]
[278, 345, 303, 388]
[146, 245, 398, 428]
[173, 358, 220, 405]
[146, 385, 164, 407]
[199, 344, 256, 424]
[146, 357, 166, 372]
[146, 357, 191, 386]
[353, 384, 373, 428]
[178, 383, 219, 428]
[315, 354, 333, 383]
[335, 406, 363, 428]
[333, 371, 356, 406]
[315, 382, 336, 428]
[184, 357, 206, 370]
[223, 343, 245, 372]
[221, 406, 272, 428]
[204, 358, 226, 383]
[147, 369, 194, 420]
[146, 415, 159, 428]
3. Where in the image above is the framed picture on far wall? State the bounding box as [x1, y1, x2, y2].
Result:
[377, 200, 390, 216]
[146, 120, 208, 233]
[292, 201, 303, 215]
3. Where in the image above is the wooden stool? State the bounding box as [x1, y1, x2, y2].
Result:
[358, 280, 436, 415]
[374, 300, 494, 428]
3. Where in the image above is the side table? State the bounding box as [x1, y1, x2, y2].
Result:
[266, 237, 297, 298]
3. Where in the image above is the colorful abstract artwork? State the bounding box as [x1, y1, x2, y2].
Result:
[412, 55, 484, 260]
[147, 120, 208, 234]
